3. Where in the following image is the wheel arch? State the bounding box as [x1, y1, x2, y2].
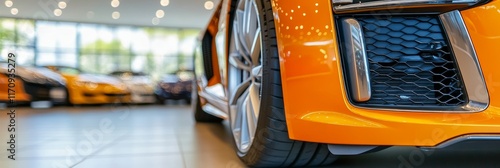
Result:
[267, 0, 350, 143]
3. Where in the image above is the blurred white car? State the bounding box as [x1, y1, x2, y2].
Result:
[110, 71, 156, 104]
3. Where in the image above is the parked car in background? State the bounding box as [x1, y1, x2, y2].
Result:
[155, 71, 193, 104]
[44, 66, 131, 105]
[0, 60, 66, 107]
[110, 71, 156, 104]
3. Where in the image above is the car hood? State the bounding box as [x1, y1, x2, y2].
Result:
[0, 64, 65, 86]
[119, 76, 153, 85]
[72, 74, 123, 85]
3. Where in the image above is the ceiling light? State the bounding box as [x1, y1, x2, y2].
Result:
[58, 1, 67, 9]
[10, 8, 18, 15]
[87, 11, 95, 19]
[152, 17, 160, 25]
[5, 0, 12, 7]
[111, 0, 119, 8]
[156, 10, 164, 18]
[54, 9, 62, 16]
[160, 0, 169, 6]
[112, 11, 120, 19]
[204, 1, 214, 10]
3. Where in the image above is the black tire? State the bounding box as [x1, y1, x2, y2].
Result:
[64, 88, 73, 106]
[185, 98, 192, 105]
[231, 0, 338, 167]
[193, 86, 223, 123]
[155, 95, 165, 105]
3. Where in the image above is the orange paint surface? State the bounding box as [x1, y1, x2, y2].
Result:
[272, 0, 500, 146]
[0, 74, 31, 102]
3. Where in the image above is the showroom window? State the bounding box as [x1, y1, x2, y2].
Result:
[0, 18, 35, 65]
[0, 18, 199, 80]
[36, 21, 78, 67]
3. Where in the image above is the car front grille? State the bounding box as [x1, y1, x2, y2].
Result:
[337, 15, 467, 108]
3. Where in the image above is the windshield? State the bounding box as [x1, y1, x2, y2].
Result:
[47, 66, 81, 75]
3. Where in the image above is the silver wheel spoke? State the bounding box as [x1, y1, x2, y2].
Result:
[250, 28, 261, 65]
[248, 83, 260, 123]
[252, 65, 262, 81]
[245, 94, 256, 141]
[232, 24, 253, 66]
[229, 78, 251, 105]
[229, 53, 252, 71]
[230, 106, 238, 134]
[244, 2, 257, 49]
[239, 94, 250, 149]
[236, 10, 250, 55]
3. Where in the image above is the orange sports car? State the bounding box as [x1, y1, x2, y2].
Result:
[45, 66, 131, 105]
[193, 0, 500, 167]
[0, 60, 67, 107]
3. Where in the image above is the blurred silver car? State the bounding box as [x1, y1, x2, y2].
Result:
[155, 71, 193, 104]
[110, 71, 156, 104]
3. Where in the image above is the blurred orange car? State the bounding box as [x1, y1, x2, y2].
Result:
[45, 66, 131, 105]
[193, 0, 500, 167]
[0, 72, 30, 104]
[0, 60, 67, 106]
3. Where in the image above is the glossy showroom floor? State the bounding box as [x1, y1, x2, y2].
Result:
[1, 104, 500, 168]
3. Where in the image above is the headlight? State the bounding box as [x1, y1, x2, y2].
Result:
[332, 0, 489, 14]
[74, 80, 98, 89]
[160, 83, 171, 91]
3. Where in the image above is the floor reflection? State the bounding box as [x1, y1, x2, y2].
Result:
[0, 105, 499, 168]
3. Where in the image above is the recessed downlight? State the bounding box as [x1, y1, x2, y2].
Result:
[5, 0, 12, 7]
[160, 0, 169, 6]
[111, 0, 120, 8]
[87, 11, 95, 19]
[152, 17, 160, 25]
[156, 10, 164, 18]
[112, 11, 120, 19]
[54, 9, 62, 16]
[10, 8, 18, 15]
[204, 1, 214, 10]
[58, 1, 67, 9]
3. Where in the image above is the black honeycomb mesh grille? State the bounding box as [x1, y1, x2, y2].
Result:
[340, 15, 467, 107]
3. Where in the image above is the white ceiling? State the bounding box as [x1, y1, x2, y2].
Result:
[0, 0, 220, 28]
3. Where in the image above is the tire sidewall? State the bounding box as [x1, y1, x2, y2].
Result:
[230, 0, 287, 162]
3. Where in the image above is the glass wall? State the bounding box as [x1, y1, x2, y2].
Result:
[0, 19, 35, 65]
[0, 18, 200, 80]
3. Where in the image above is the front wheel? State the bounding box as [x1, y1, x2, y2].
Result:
[227, 0, 338, 167]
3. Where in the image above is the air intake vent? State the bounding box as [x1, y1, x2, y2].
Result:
[338, 15, 467, 108]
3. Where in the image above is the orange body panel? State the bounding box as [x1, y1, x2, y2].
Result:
[206, 4, 223, 87]
[272, 0, 500, 146]
[64, 75, 131, 105]
[0, 74, 30, 102]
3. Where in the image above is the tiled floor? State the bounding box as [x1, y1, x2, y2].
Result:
[0, 104, 245, 168]
[1, 104, 500, 168]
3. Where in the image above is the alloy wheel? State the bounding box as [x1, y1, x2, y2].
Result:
[228, 0, 262, 154]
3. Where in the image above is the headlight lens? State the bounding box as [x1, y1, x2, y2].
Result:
[332, 0, 488, 14]
[75, 80, 98, 89]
